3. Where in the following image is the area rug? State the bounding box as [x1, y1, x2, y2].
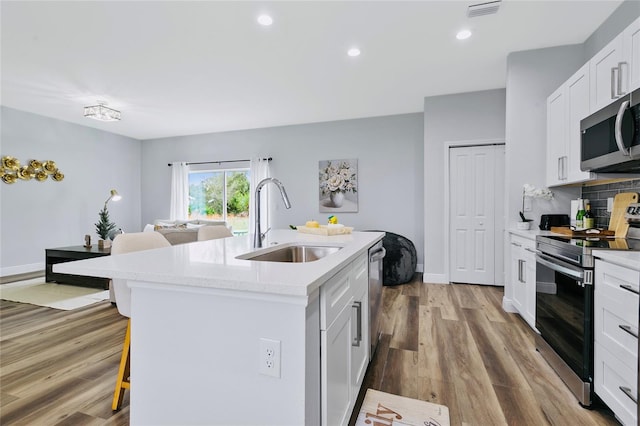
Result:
[355, 389, 450, 426]
[0, 278, 109, 310]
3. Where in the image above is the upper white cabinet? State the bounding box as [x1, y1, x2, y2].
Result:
[624, 16, 640, 93]
[546, 63, 595, 187]
[590, 16, 640, 112]
[546, 85, 567, 186]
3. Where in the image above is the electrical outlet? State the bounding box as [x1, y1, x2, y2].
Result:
[259, 338, 281, 378]
[607, 197, 614, 213]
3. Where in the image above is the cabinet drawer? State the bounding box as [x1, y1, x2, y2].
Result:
[595, 290, 639, 368]
[321, 266, 352, 330]
[510, 235, 535, 250]
[596, 260, 640, 298]
[595, 343, 638, 426]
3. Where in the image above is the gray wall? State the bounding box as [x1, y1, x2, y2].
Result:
[504, 45, 584, 235]
[0, 107, 142, 276]
[140, 113, 425, 267]
[584, 0, 640, 59]
[423, 89, 506, 281]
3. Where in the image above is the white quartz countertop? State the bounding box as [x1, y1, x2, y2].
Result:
[508, 229, 557, 240]
[594, 250, 640, 271]
[54, 230, 384, 297]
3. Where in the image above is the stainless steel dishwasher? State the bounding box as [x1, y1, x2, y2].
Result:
[368, 240, 386, 358]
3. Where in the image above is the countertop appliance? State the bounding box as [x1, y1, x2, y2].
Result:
[368, 241, 386, 358]
[539, 214, 570, 230]
[535, 205, 640, 407]
[580, 87, 640, 173]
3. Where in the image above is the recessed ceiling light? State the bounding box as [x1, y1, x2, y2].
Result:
[257, 14, 273, 26]
[456, 29, 472, 40]
[347, 48, 361, 57]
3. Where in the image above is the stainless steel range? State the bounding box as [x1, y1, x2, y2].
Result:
[534, 203, 640, 407]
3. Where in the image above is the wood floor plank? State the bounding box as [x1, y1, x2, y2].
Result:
[462, 307, 531, 390]
[380, 348, 419, 399]
[379, 285, 402, 335]
[417, 305, 444, 382]
[389, 295, 419, 351]
[417, 378, 461, 426]
[421, 283, 460, 320]
[434, 313, 509, 425]
[493, 384, 550, 426]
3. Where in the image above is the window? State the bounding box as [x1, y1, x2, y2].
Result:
[188, 168, 250, 235]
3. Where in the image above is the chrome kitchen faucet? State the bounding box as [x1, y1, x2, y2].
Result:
[253, 178, 291, 248]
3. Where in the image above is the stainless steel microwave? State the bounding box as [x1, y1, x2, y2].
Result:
[580, 88, 640, 173]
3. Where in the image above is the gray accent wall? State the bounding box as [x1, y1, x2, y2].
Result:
[584, 0, 640, 59]
[140, 113, 425, 266]
[505, 45, 585, 236]
[0, 107, 142, 276]
[423, 89, 506, 281]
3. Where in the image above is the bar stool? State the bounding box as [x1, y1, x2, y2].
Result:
[110, 232, 171, 411]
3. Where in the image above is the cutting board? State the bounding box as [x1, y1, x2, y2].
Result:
[550, 226, 615, 237]
[609, 192, 639, 237]
[296, 225, 353, 236]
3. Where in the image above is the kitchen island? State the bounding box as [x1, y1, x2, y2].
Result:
[54, 229, 384, 426]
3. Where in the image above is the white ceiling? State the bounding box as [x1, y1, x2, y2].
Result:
[0, 1, 623, 140]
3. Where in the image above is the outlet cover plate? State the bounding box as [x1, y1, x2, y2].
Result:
[259, 338, 281, 378]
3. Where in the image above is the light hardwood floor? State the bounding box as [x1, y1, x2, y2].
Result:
[1, 277, 619, 425]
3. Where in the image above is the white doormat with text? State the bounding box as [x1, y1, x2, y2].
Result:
[355, 389, 450, 426]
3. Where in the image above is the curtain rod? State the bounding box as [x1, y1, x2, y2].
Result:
[168, 157, 272, 166]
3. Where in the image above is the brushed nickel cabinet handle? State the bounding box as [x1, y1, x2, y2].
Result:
[619, 386, 638, 404]
[617, 62, 627, 96]
[620, 284, 640, 295]
[352, 301, 362, 347]
[611, 67, 618, 100]
[618, 324, 638, 339]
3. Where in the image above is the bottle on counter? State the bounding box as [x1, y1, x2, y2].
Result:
[576, 198, 586, 229]
[584, 203, 595, 229]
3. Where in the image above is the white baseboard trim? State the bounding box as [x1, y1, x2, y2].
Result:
[423, 273, 447, 284]
[0, 263, 43, 278]
[416, 263, 424, 273]
[502, 297, 517, 313]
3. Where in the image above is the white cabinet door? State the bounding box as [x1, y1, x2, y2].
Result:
[623, 16, 640, 92]
[321, 302, 353, 426]
[350, 257, 369, 397]
[590, 33, 624, 112]
[566, 64, 595, 183]
[510, 239, 525, 314]
[522, 245, 537, 328]
[594, 259, 639, 426]
[546, 86, 567, 186]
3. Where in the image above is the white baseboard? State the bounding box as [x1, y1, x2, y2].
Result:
[423, 273, 447, 284]
[0, 263, 43, 278]
[502, 297, 517, 313]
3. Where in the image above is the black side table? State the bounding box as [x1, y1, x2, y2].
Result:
[46, 245, 111, 289]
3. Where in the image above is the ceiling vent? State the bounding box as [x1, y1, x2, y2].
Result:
[467, 0, 501, 18]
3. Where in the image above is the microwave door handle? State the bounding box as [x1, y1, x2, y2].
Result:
[614, 100, 631, 156]
[535, 253, 584, 281]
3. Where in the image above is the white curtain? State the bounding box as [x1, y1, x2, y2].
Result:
[170, 162, 189, 220]
[249, 158, 270, 237]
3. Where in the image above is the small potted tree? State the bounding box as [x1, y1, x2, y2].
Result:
[95, 205, 117, 249]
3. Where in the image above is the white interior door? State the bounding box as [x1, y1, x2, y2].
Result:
[449, 145, 503, 285]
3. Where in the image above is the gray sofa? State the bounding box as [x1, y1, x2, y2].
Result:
[149, 219, 231, 245]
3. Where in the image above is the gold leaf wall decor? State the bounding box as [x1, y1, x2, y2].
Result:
[1, 156, 64, 184]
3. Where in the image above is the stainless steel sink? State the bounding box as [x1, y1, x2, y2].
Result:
[238, 244, 342, 263]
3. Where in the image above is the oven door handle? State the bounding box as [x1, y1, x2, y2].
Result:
[536, 253, 585, 281]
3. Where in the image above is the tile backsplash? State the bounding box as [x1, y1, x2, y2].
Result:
[581, 179, 640, 228]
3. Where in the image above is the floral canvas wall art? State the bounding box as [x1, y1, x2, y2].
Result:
[319, 159, 358, 212]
